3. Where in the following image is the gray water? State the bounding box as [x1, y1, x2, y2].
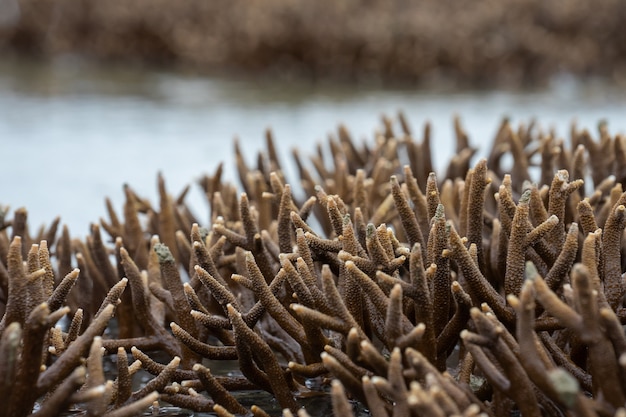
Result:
[1, 57, 625, 236]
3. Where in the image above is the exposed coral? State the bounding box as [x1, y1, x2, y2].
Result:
[2, 115, 626, 416]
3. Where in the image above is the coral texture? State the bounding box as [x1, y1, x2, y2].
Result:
[2, 115, 626, 416]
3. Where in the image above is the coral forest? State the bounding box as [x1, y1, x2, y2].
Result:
[2, 115, 626, 417]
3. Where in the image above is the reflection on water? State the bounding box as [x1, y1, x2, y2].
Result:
[137, 391, 338, 417]
[1, 57, 625, 236]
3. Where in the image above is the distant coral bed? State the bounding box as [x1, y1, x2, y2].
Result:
[1, 0, 626, 86]
[3, 114, 626, 416]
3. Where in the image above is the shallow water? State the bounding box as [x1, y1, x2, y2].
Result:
[2, 58, 626, 416]
[1, 58, 626, 236]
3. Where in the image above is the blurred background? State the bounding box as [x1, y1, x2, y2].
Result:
[1, 0, 626, 235]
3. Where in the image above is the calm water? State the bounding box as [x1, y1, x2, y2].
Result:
[1, 57, 625, 236]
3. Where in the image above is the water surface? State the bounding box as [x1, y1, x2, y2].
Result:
[1, 58, 625, 235]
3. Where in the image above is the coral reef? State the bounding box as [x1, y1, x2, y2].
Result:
[1, 0, 626, 86]
[2, 114, 626, 416]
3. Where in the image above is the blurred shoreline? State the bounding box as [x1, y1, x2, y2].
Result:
[1, 0, 626, 88]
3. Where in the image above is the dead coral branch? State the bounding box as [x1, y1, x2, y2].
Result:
[2, 115, 626, 416]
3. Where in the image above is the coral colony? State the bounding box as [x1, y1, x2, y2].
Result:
[3, 115, 626, 417]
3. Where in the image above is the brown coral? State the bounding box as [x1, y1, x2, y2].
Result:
[2, 114, 626, 416]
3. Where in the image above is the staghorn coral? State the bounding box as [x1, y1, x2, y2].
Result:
[3, 114, 626, 416]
